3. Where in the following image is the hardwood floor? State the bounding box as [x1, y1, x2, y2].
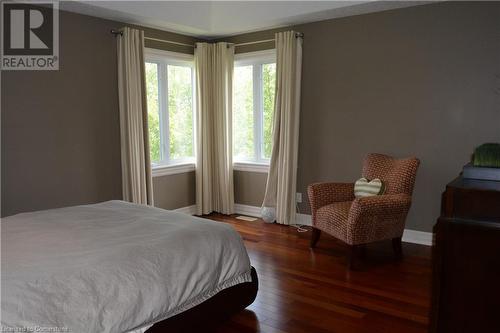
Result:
[206, 214, 432, 333]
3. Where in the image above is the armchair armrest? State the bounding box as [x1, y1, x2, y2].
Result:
[346, 193, 412, 244]
[350, 194, 412, 217]
[307, 182, 355, 214]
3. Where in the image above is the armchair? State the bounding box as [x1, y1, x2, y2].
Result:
[308, 153, 420, 268]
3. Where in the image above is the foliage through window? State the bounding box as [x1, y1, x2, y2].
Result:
[145, 50, 195, 168]
[233, 50, 276, 164]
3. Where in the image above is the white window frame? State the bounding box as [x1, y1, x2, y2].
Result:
[145, 48, 196, 177]
[233, 49, 276, 173]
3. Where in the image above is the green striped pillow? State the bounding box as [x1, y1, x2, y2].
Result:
[354, 178, 385, 198]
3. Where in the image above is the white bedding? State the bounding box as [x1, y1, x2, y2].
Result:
[1, 201, 252, 333]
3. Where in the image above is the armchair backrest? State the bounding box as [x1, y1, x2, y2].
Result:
[362, 153, 420, 196]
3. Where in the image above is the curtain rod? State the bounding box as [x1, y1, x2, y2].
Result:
[111, 29, 303, 48]
[145, 36, 195, 48]
[111, 29, 195, 48]
[232, 32, 304, 47]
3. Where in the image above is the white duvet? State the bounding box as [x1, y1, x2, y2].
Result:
[1, 201, 252, 333]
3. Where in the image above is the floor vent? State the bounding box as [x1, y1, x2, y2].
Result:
[235, 215, 258, 222]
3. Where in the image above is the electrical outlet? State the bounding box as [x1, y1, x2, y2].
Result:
[296, 192, 302, 203]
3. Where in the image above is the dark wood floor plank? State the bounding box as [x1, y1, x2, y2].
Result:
[257, 272, 428, 324]
[205, 214, 431, 333]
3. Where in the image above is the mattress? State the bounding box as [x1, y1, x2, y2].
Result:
[1, 201, 252, 333]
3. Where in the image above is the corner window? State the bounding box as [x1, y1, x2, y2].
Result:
[145, 49, 195, 174]
[233, 50, 276, 168]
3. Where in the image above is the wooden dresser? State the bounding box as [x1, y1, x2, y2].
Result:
[431, 176, 500, 333]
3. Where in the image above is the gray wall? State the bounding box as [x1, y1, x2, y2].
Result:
[226, 1, 500, 232]
[3, 2, 500, 232]
[153, 172, 196, 210]
[1, 8, 198, 217]
[234, 171, 267, 207]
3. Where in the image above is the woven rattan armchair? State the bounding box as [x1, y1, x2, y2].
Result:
[307, 153, 420, 269]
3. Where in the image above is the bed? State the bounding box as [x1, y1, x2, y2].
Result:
[1, 200, 258, 333]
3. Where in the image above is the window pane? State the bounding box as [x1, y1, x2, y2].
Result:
[145, 62, 161, 163]
[167, 64, 193, 160]
[233, 65, 254, 160]
[262, 63, 276, 159]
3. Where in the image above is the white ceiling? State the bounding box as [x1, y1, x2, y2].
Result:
[61, 1, 430, 39]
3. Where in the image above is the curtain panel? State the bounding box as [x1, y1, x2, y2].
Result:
[261, 31, 303, 225]
[117, 27, 153, 205]
[195, 43, 235, 215]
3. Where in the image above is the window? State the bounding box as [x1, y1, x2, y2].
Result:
[145, 49, 195, 175]
[233, 50, 276, 169]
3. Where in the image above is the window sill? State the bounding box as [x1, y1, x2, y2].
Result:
[233, 162, 269, 173]
[152, 163, 195, 177]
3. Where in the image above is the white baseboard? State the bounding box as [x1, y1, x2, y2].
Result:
[296, 213, 312, 226]
[233, 204, 312, 225]
[176, 203, 433, 246]
[173, 205, 197, 215]
[402, 229, 433, 246]
[234, 204, 261, 217]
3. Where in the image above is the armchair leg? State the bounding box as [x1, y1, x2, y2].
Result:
[392, 237, 403, 259]
[310, 228, 321, 248]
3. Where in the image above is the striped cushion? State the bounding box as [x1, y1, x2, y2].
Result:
[354, 177, 385, 198]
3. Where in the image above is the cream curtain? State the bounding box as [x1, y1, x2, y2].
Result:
[261, 31, 303, 225]
[195, 42, 235, 215]
[117, 27, 153, 205]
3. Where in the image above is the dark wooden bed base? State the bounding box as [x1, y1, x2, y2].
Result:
[146, 266, 258, 332]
